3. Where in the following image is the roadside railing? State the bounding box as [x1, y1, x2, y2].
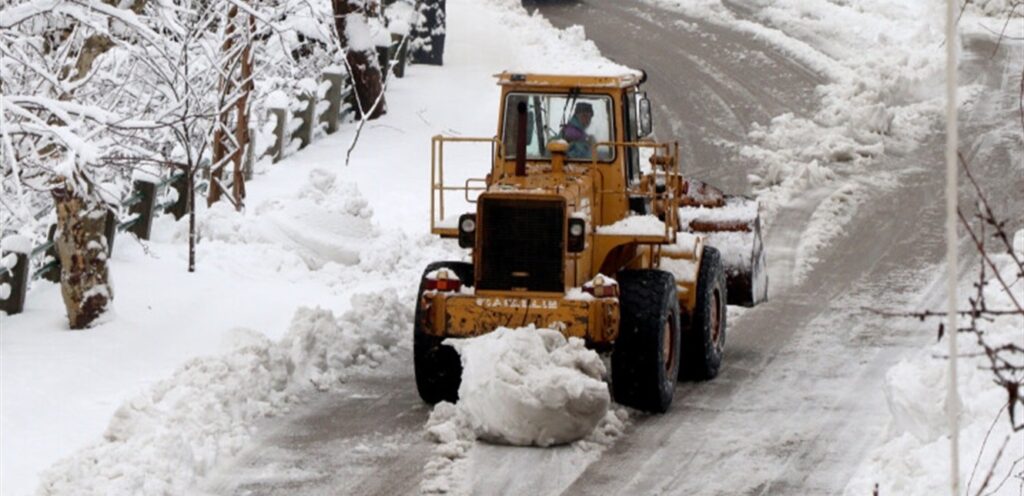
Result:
[0, 173, 190, 316]
[1, 38, 410, 317]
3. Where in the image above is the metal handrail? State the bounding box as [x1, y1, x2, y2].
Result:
[590, 140, 681, 242]
[17, 171, 189, 282]
[430, 136, 503, 234]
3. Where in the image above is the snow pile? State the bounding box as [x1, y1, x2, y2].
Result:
[420, 326, 619, 493]
[448, 326, 611, 446]
[596, 215, 667, 236]
[36, 291, 411, 496]
[844, 234, 1024, 496]
[423, 394, 629, 496]
[197, 168, 376, 271]
[285, 290, 412, 389]
[678, 196, 759, 230]
[461, 0, 637, 77]
[1, 234, 33, 254]
[661, 256, 698, 282]
[422, 402, 477, 495]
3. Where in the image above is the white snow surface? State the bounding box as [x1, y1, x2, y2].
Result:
[480, 0, 637, 77]
[678, 196, 759, 229]
[36, 297, 410, 495]
[446, 326, 611, 447]
[596, 215, 667, 236]
[844, 235, 1024, 496]
[1, 234, 32, 255]
[1, 0, 641, 493]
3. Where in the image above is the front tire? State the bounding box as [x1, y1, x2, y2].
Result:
[414, 261, 472, 404]
[611, 270, 681, 413]
[681, 246, 727, 380]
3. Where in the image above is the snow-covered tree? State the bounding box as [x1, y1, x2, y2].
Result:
[409, 0, 444, 65]
[331, 0, 387, 119]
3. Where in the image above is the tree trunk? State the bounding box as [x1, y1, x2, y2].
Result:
[333, 0, 387, 120]
[410, 0, 445, 65]
[52, 182, 112, 329]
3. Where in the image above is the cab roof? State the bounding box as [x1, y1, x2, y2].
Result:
[495, 71, 644, 89]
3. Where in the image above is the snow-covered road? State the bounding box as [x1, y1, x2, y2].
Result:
[192, 2, 1019, 495]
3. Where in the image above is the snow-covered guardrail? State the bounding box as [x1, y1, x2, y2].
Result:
[261, 69, 353, 164]
[260, 34, 408, 164]
[0, 173, 189, 316]
[1, 38, 409, 318]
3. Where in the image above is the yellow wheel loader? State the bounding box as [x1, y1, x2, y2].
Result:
[415, 72, 767, 413]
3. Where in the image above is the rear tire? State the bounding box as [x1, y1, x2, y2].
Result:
[414, 261, 473, 404]
[612, 270, 681, 413]
[681, 246, 728, 380]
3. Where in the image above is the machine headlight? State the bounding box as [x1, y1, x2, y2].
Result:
[568, 218, 586, 252]
[569, 222, 584, 237]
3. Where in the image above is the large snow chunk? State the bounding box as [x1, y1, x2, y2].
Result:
[446, 326, 610, 447]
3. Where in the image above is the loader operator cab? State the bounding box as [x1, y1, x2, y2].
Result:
[501, 92, 615, 162]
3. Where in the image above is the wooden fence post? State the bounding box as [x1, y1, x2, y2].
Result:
[269, 107, 287, 163]
[40, 224, 60, 283]
[243, 126, 256, 180]
[377, 45, 390, 82]
[391, 34, 407, 78]
[321, 71, 346, 134]
[0, 236, 31, 315]
[128, 179, 158, 240]
[166, 173, 189, 220]
[292, 93, 315, 150]
[104, 210, 117, 256]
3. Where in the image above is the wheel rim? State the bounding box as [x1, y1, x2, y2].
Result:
[710, 288, 722, 349]
[663, 313, 675, 373]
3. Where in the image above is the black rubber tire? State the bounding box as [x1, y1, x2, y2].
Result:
[681, 246, 728, 381]
[414, 261, 473, 405]
[611, 270, 681, 413]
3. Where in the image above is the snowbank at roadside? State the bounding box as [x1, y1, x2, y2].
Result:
[1, 167, 454, 495]
[198, 168, 376, 270]
[843, 233, 1024, 496]
[421, 326, 629, 495]
[466, 0, 636, 77]
[36, 293, 411, 495]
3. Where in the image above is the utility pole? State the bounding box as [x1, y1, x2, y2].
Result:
[944, 0, 961, 494]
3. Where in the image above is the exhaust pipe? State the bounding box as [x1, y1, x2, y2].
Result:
[515, 101, 528, 176]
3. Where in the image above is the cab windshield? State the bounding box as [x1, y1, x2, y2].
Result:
[502, 92, 614, 162]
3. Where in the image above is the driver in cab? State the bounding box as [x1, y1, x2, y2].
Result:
[560, 102, 595, 159]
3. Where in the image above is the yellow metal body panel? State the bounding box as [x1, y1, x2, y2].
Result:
[495, 72, 644, 89]
[659, 235, 705, 313]
[422, 291, 621, 345]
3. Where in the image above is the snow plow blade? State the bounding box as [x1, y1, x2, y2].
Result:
[678, 180, 768, 307]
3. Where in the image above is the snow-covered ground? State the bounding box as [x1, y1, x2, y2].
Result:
[845, 234, 1024, 496]
[0, 0, 634, 494]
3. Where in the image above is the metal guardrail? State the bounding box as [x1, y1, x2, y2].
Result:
[2, 37, 410, 316]
[1, 172, 189, 315]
